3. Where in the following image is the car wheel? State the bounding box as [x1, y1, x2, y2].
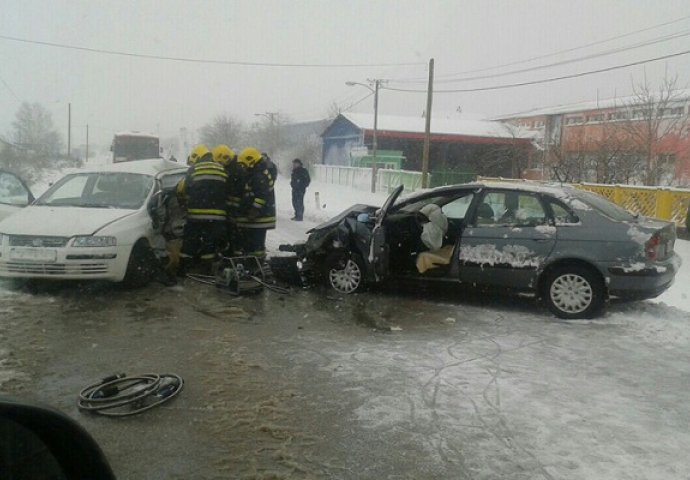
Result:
[122, 240, 157, 289]
[543, 265, 605, 319]
[327, 253, 364, 294]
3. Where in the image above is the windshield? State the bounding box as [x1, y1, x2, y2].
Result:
[36, 172, 153, 209]
[573, 190, 636, 221]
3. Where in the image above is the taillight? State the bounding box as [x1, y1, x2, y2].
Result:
[645, 233, 661, 260]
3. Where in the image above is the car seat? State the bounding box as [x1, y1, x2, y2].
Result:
[476, 203, 495, 224]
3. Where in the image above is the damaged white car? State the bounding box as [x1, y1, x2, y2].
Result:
[0, 159, 186, 287]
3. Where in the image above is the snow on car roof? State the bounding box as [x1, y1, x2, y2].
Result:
[113, 131, 159, 138]
[75, 158, 186, 176]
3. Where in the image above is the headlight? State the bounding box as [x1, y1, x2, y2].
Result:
[72, 236, 117, 247]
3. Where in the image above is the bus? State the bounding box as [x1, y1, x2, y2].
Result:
[111, 132, 160, 163]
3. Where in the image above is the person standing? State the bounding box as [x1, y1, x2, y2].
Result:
[176, 144, 229, 273]
[212, 144, 245, 256]
[290, 158, 310, 221]
[236, 147, 276, 258]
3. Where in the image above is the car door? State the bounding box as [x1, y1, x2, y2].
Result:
[0, 170, 34, 222]
[369, 185, 404, 279]
[459, 189, 556, 289]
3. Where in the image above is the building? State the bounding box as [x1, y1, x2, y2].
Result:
[496, 91, 690, 186]
[321, 113, 537, 181]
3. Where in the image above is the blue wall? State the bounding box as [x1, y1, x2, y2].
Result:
[321, 116, 363, 166]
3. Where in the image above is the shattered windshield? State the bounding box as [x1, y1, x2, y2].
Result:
[36, 172, 153, 209]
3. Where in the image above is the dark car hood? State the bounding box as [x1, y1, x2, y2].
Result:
[307, 204, 378, 234]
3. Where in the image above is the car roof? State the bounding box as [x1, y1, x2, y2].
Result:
[72, 159, 187, 177]
[400, 180, 579, 202]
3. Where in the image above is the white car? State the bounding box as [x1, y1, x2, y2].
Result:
[0, 159, 187, 286]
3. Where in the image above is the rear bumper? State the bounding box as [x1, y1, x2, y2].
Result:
[607, 253, 681, 299]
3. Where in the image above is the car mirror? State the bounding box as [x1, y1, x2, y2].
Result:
[0, 398, 115, 479]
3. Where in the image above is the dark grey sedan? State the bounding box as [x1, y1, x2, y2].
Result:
[279, 182, 681, 319]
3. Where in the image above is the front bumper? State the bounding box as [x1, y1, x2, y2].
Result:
[0, 245, 128, 281]
[607, 252, 682, 299]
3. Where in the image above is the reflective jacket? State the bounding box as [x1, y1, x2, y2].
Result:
[236, 159, 276, 229]
[176, 159, 228, 221]
[225, 161, 246, 218]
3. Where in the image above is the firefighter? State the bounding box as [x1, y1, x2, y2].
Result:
[212, 144, 245, 255]
[176, 144, 229, 273]
[236, 147, 276, 258]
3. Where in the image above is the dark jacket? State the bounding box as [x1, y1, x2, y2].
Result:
[291, 166, 311, 192]
[176, 159, 229, 221]
[236, 159, 276, 229]
[224, 161, 246, 218]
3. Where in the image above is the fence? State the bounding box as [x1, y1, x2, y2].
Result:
[477, 176, 690, 227]
[313, 164, 427, 194]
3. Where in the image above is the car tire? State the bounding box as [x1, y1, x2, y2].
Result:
[122, 240, 157, 289]
[326, 252, 365, 294]
[542, 265, 605, 319]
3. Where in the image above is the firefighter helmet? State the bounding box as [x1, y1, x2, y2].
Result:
[238, 147, 263, 168]
[212, 144, 236, 166]
[188, 144, 211, 165]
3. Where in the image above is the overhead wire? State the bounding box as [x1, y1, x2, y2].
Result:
[390, 28, 690, 85]
[0, 33, 425, 68]
[391, 13, 690, 82]
[382, 49, 690, 94]
[0, 73, 21, 102]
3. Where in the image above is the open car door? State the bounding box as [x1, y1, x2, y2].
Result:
[0, 170, 34, 223]
[368, 185, 404, 279]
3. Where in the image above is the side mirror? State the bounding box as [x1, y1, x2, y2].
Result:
[0, 397, 115, 479]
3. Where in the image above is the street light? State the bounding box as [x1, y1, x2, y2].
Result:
[346, 80, 383, 193]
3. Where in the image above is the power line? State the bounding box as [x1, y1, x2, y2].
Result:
[391, 29, 690, 85]
[0, 73, 21, 102]
[383, 48, 690, 94]
[392, 14, 690, 82]
[0, 34, 425, 68]
[342, 92, 374, 112]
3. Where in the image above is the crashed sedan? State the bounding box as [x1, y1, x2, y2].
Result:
[279, 182, 681, 319]
[0, 159, 187, 287]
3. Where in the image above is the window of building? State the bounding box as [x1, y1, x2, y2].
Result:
[587, 114, 605, 123]
[670, 106, 685, 116]
[565, 116, 584, 125]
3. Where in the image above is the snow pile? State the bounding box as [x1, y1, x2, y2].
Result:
[654, 238, 690, 311]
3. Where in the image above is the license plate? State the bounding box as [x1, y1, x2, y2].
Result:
[10, 247, 58, 263]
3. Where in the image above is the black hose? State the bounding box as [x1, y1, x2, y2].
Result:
[78, 373, 183, 417]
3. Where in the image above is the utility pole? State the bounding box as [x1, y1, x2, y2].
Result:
[255, 111, 280, 154]
[371, 78, 381, 194]
[67, 103, 71, 159]
[85, 124, 89, 163]
[421, 58, 434, 189]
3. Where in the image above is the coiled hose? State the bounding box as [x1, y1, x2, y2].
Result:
[78, 373, 184, 417]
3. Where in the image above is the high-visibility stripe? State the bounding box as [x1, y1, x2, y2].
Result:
[235, 216, 275, 223]
[254, 198, 266, 205]
[187, 214, 227, 221]
[188, 208, 227, 216]
[191, 174, 227, 182]
[192, 167, 227, 175]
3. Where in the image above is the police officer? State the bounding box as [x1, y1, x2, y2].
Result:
[212, 144, 245, 256]
[176, 144, 229, 273]
[290, 158, 310, 221]
[236, 147, 276, 258]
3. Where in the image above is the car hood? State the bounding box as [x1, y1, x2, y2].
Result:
[308, 204, 377, 234]
[0, 206, 139, 237]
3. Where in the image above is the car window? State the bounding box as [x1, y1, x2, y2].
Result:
[475, 191, 547, 227]
[36, 173, 153, 209]
[547, 198, 579, 225]
[441, 193, 474, 219]
[573, 190, 636, 221]
[0, 172, 31, 206]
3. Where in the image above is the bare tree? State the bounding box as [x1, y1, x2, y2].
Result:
[198, 114, 245, 149]
[620, 73, 690, 185]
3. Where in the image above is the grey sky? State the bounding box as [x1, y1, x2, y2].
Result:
[1, 0, 689, 148]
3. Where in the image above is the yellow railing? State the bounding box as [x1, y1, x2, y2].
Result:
[477, 177, 690, 226]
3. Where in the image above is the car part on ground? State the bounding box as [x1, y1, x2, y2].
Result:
[1, 397, 116, 479]
[78, 372, 184, 417]
[187, 256, 290, 295]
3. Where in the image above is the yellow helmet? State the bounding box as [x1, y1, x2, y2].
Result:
[188, 144, 211, 165]
[238, 147, 262, 168]
[212, 144, 236, 166]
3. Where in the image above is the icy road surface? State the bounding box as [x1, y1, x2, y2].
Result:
[1, 176, 689, 479]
